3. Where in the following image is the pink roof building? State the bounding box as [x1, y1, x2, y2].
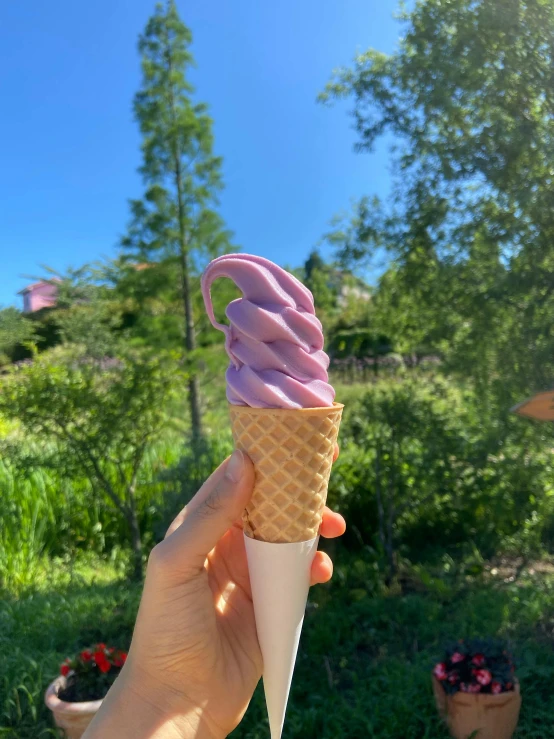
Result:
[19, 280, 59, 313]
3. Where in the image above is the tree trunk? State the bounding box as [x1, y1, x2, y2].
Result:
[375, 444, 386, 551]
[179, 245, 203, 447]
[172, 163, 203, 447]
[166, 31, 204, 448]
[385, 501, 395, 584]
[128, 506, 143, 581]
[385, 443, 397, 585]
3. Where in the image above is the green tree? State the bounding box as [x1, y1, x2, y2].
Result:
[122, 0, 232, 446]
[0, 307, 35, 366]
[322, 196, 383, 275]
[303, 249, 339, 316]
[321, 0, 554, 404]
[48, 264, 125, 358]
[0, 346, 180, 579]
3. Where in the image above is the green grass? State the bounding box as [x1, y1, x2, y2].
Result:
[3, 552, 554, 738]
[0, 434, 184, 593]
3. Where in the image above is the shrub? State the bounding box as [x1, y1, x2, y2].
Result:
[328, 376, 552, 577]
[0, 346, 183, 580]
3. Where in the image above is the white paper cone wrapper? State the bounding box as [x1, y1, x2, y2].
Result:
[244, 534, 319, 739]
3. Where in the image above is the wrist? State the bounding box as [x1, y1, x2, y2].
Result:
[83, 664, 225, 739]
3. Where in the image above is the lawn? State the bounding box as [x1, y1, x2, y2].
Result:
[3, 550, 554, 738]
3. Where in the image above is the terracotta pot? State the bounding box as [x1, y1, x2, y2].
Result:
[44, 676, 103, 739]
[432, 676, 521, 739]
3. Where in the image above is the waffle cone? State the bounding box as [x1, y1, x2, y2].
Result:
[229, 403, 343, 543]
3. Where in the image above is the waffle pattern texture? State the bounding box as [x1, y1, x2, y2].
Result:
[229, 403, 343, 543]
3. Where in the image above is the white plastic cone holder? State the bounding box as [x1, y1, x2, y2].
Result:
[244, 534, 319, 739]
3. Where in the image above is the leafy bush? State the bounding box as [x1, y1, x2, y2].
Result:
[328, 376, 553, 577]
[150, 430, 233, 541]
[0, 420, 231, 592]
[0, 436, 182, 593]
[0, 346, 183, 579]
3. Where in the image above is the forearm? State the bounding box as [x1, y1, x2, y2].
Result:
[83, 667, 223, 739]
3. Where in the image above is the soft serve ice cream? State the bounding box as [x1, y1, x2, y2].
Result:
[201, 253, 335, 408]
[201, 253, 343, 739]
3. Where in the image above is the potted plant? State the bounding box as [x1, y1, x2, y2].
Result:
[45, 643, 127, 739]
[432, 637, 521, 739]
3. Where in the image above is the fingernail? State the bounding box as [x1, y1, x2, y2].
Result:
[226, 450, 245, 483]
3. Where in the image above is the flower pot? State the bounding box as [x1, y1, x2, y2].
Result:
[432, 676, 521, 739]
[45, 675, 103, 739]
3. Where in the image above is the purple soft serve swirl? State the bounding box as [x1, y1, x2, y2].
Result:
[201, 253, 336, 408]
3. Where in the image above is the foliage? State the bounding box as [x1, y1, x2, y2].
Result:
[328, 376, 554, 577]
[0, 346, 181, 579]
[303, 249, 340, 318]
[322, 196, 383, 275]
[321, 0, 554, 405]
[120, 0, 234, 444]
[7, 264, 127, 362]
[153, 431, 233, 540]
[51, 264, 125, 358]
[433, 637, 516, 696]
[0, 307, 35, 366]
[330, 377, 476, 579]
[58, 643, 127, 702]
[5, 373, 554, 590]
[0, 435, 182, 594]
[300, 246, 379, 370]
[328, 329, 390, 362]
[3, 554, 554, 738]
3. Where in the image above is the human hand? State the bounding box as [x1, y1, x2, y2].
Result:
[84, 447, 345, 739]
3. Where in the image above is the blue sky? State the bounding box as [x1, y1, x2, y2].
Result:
[0, 0, 403, 308]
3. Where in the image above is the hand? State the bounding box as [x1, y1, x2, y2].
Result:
[84, 448, 345, 739]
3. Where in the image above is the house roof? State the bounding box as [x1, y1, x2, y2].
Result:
[18, 281, 44, 295]
[17, 278, 62, 295]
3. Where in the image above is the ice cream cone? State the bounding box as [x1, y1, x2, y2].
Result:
[229, 403, 343, 543]
[230, 402, 342, 738]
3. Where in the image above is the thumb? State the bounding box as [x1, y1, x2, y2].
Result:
[155, 450, 255, 578]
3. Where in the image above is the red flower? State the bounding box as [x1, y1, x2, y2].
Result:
[93, 650, 111, 674]
[460, 682, 469, 692]
[60, 663, 71, 677]
[451, 652, 465, 664]
[433, 662, 448, 680]
[113, 651, 127, 668]
[447, 672, 459, 684]
[472, 654, 485, 667]
[80, 650, 93, 662]
[491, 681, 502, 695]
[473, 669, 492, 686]
[467, 683, 481, 693]
[96, 643, 106, 651]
